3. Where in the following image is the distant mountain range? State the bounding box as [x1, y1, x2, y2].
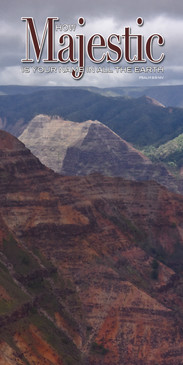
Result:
[1, 84, 183, 107]
[0, 87, 183, 149]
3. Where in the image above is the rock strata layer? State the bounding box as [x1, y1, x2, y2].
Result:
[1, 130, 183, 364]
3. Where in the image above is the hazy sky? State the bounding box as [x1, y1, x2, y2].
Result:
[0, 0, 182, 87]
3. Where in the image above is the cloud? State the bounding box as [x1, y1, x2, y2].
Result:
[2, 0, 183, 21]
[0, 0, 182, 86]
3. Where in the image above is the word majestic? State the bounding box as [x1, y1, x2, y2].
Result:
[21, 17, 165, 80]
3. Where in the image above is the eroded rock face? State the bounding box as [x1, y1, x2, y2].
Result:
[19, 115, 181, 194]
[1, 130, 183, 364]
[19, 115, 94, 173]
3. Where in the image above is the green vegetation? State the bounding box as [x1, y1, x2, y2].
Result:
[32, 247, 56, 270]
[142, 133, 183, 174]
[0, 243, 82, 364]
[151, 259, 159, 280]
[138, 237, 183, 275]
[1, 233, 82, 354]
[0, 311, 82, 365]
[91, 341, 109, 355]
[3, 236, 40, 276]
[0, 261, 29, 315]
[27, 276, 45, 293]
[165, 242, 183, 272]
[31, 312, 82, 365]
[95, 201, 145, 243]
[109, 214, 144, 241]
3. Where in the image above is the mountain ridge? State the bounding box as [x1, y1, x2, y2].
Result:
[19, 114, 182, 195]
[0, 88, 183, 148]
[0, 84, 183, 107]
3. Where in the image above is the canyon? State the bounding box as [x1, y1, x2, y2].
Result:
[1, 130, 183, 364]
